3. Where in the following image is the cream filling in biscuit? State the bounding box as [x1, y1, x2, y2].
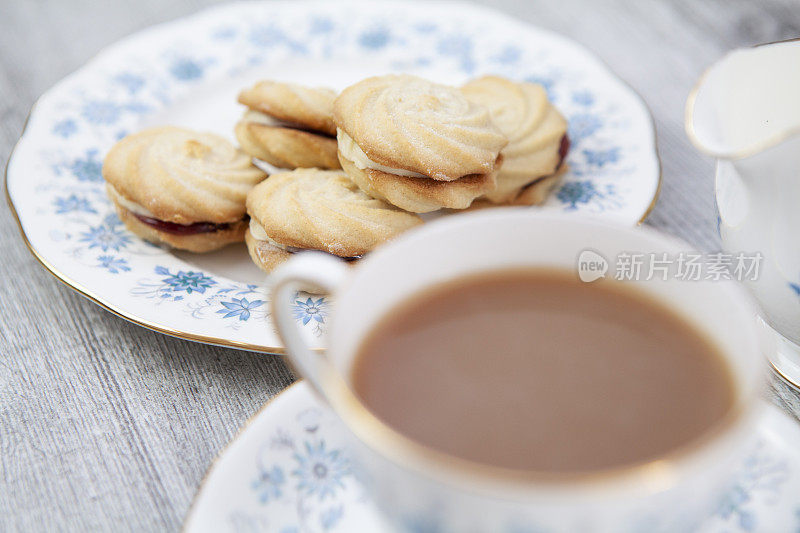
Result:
[108, 184, 157, 218]
[249, 218, 294, 251]
[249, 218, 361, 259]
[249, 218, 278, 245]
[336, 129, 427, 178]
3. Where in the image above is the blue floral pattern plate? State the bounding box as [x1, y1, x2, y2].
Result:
[5, 0, 660, 352]
[184, 382, 800, 533]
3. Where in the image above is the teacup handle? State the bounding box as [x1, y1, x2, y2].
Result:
[270, 252, 351, 401]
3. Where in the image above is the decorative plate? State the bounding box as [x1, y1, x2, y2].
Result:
[5, 0, 660, 352]
[184, 381, 800, 533]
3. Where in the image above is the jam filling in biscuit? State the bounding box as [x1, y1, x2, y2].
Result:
[108, 184, 245, 236]
[515, 134, 571, 196]
[558, 134, 570, 165]
[134, 214, 244, 236]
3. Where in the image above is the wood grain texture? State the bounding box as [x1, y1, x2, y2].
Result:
[1, 0, 799, 530]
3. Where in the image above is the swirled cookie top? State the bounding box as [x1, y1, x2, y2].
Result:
[246, 169, 422, 257]
[461, 76, 567, 176]
[102, 126, 266, 224]
[238, 81, 337, 135]
[334, 74, 507, 181]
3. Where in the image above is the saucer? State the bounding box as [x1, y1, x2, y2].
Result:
[184, 382, 800, 532]
[6, 0, 660, 354]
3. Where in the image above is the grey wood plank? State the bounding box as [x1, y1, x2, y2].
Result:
[1, 0, 799, 531]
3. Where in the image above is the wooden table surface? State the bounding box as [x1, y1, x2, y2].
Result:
[2, 0, 799, 530]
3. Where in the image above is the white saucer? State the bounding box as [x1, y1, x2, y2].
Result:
[185, 382, 800, 532]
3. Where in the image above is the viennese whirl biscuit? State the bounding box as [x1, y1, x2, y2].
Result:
[245, 168, 422, 273]
[461, 75, 569, 205]
[334, 74, 507, 212]
[103, 126, 266, 252]
[235, 81, 341, 170]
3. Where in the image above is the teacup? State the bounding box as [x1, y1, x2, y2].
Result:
[270, 210, 763, 532]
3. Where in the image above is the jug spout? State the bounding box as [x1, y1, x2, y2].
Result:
[686, 39, 800, 161]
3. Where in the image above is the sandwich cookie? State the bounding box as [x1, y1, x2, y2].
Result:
[103, 126, 266, 252]
[245, 168, 422, 274]
[334, 74, 507, 212]
[461, 75, 569, 205]
[235, 81, 340, 170]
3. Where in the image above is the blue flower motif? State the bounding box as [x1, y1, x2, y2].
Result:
[437, 35, 475, 74]
[104, 212, 123, 227]
[292, 297, 327, 325]
[790, 282, 800, 296]
[240, 284, 259, 295]
[249, 26, 281, 47]
[525, 74, 557, 100]
[583, 147, 620, 167]
[97, 255, 131, 274]
[402, 514, 442, 533]
[359, 29, 390, 49]
[571, 90, 595, 107]
[68, 149, 103, 182]
[320, 506, 344, 530]
[114, 72, 145, 94]
[717, 485, 755, 531]
[251, 465, 285, 504]
[82, 101, 121, 124]
[249, 26, 307, 53]
[52, 119, 77, 138]
[414, 22, 437, 33]
[292, 440, 349, 500]
[556, 180, 613, 210]
[217, 297, 264, 321]
[79, 223, 131, 252]
[713, 446, 790, 531]
[54, 194, 95, 214]
[212, 26, 237, 39]
[568, 113, 602, 143]
[160, 269, 216, 294]
[491, 45, 521, 64]
[169, 58, 204, 81]
[124, 102, 150, 115]
[437, 34, 469, 55]
[310, 17, 333, 33]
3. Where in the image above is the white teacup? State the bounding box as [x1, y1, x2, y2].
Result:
[270, 211, 763, 533]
